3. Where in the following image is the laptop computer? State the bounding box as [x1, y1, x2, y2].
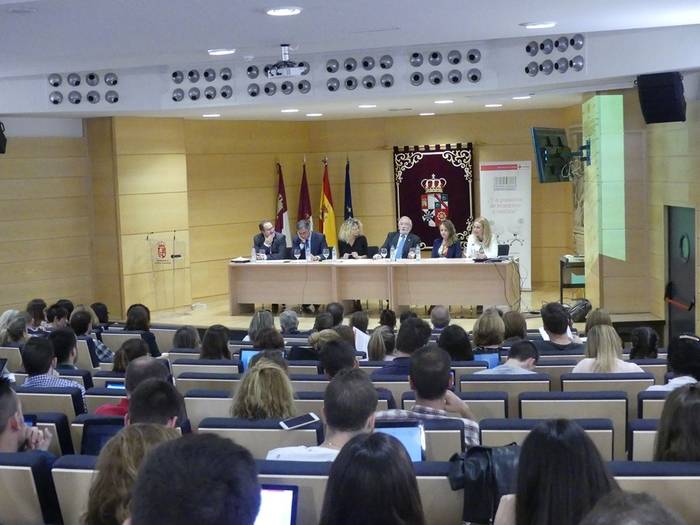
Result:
[240, 349, 261, 372]
[255, 484, 299, 525]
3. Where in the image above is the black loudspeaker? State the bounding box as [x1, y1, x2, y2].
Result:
[637, 72, 686, 124]
[0, 121, 6, 154]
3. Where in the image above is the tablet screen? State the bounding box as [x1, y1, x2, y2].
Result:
[375, 424, 425, 462]
[254, 484, 298, 525]
[240, 349, 261, 371]
[105, 382, 126, 390]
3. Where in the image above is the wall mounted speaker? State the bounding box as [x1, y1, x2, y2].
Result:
[247, 65, 259, 79]
[86, 72, 100, 86]
[264, 82, 276, 95]
[298, 80, 311, 93]
[467, 49, 481, 63]
[105, 90, 119, 103]
[326, 59, 339, 73]
[345, 76, 358, 90]
[172, 70, 184, 84]
[380, 74, 394, 87]
[48, 73, 62, 87]
[637, 72, 686, 124]
[104, 72, 118, 86]
[362, 56, 375, 70]
[49, 91, 63, 104]
[188, 87, 200, 100]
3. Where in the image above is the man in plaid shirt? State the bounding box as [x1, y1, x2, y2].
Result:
[375, 345, 479, 447]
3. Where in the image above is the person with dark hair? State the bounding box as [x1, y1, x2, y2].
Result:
[432, 219, 461, 259]
[96, 357, 170, 417]
[129, 433, 261, 525]
[25, 298, 47, 334]
[326, 302, 344, 327]
[376, 345, 479, 447]
[248, 350, 288, 372]
[313, 312, 335, 332]
[320, 340, 357, 378]
[654, 384, 700, 461]
[399, 310, 419, 324]
[379, 308, 397, 332]
[494, 419, 619, 525]
[253, 219, 287, 260]
[471, 308, 505, 368]
[372, 317, 432, 377]
[172, 325, 200, 350]
[367, 326, 396, 361]
[350, 310, 369, 334]
[333, 325, 356, 347]
[503, 311, 527, 347]
[292, 218, 329, 313]
[579, 491, 686, 525]
[267, 368, 378, 461]
[475, 340, 539, 375]
[647, 334, 700, 391]
[70, 309, 114, 362]
[200, 324, 231, 359]
[534, 302, 584, 352]
[46, 303, 69, 330]
[430, 305, 451, 330]
[437, 325, 474, 361]
[244, 310, 274, 343]
[253, 327, 285, 350]
[21, 337, 86, 406]
[112, 338, 150, 373]
[0, 378, 53, 454]
[90, 302, 110, 325]
[48, 328, 78, 370]
[629, 326, 659, 360]
[124, 304, 160, 357]
[319, 432, 425, 525]
[56, 299, 74, 317]
[127, 378, 185, 427]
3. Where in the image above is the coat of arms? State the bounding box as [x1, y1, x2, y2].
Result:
[420, 174, 448, 227]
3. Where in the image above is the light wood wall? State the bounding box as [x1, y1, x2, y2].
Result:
[0, 135, 93, 312]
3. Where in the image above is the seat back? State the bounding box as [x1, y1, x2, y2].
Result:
[370, 376, 412, 405]
[287, 361, 322, 375]
[174, 372, 241, 395]
[76, 339, 99, 371]
[422, 419, 465, 460]
[171, 359, 240, 377]
[100, 331, 141, 350]
[26, 413, 73, 456]
[561, 372, 654, 420]
[533, 360, 577, 392]
[151, 328, 177, 353]
[92, 371, 126, 389]
[184, 390, 232, 430]
[16, 386, 85, 420]
[289, 374, 330, 393]
[402, 391, 508, 420]
[0, 346, 23, 372]
[85, 387, 127, 413]
[629, 419, 658, 461]
[451, 361, 489, 386]
[460, 374, 550, 418]
[637, 390, 669, 419]
[629, 359, 667, 385]
[51, 454, 97, 525]
[70, 415, 125, 455]
[520, 391, 628, 460]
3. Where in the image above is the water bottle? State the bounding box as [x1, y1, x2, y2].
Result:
[416, 247, 421, 261]
[306, 246, 312, 261]
[332, 247, 338, 260]
[390, 246, 396, 260]
[251, 247, 257, 263]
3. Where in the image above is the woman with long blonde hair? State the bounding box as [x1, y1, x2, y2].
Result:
[465, 216, 497, 259]
[572, 325, 644, 373]
[338, 218, 368, 259]
[231, 361, 295, 419]
[83, 423, 179, 525]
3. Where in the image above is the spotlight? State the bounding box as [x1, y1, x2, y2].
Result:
[539, 60, 553, 75]
[172, 89, 184, 102]
[188, 69, 200, 83]
[362, 56, 375, 70]
[447, 50, 461, 65]
[410, 72, 424, 86]
[554, 57, 568, 73]
[298, 80, 311, 93]
[204, 86, 217, 99]
[326, 78, 340, 92]
[362, 75, 376, 89]
[344, 57, 357, 71]
[67, 73, 81, 86]
[105, 90, 119, 103]
[298, 61, 310, 75]
[570, 34, 585, 50]
[248, 83, 260, 97]
[281, 81, 294, 94]
[525, 41, 538, 56]
[188, 87, 200, 100]
[428, 51, 442, 66]
[86, 72, 99, 86]
[380, 74, 394, 87]
[467, 49, 481, 63]
[49, 91, 63, 104]
[448, 69, 462, 84]
[172, 70, 184, 84]
[104, 72, 118, 86]
[86, 90, 100, 103]
[555, 36, 569, 52]
[428, 70, 443, 85]
[379, 55, 393, 69]
[540, 38, 554, 54]
[68, 90, 82, 104]
[326, 59, 339, 73]
[569, 55, 585, 71]
[220, 85, 233, 98]
[203, 68, 216, 82]
[345, 76, 358, 90]
[220, 68, 232, 80]
[246, 65, 259, 79]
[409, 52, 423, 67]
[525, 61, 538, 76]
[264, 82, 277, 95]
[48, 73, 62, 87]
[467, 68, 481, 83]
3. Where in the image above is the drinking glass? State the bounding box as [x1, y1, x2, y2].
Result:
[408, 247, 415, 259]
[322, 248, 330, 260]
[380, 248, 387, 259]
[293, 248, 301, 260]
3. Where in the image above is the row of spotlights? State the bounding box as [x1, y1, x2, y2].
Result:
[525, 56, 584, 76]
[49, 90, 118, 105]
[326, 56, 393, 73]
[410, 68, 481, 86]
[172, 68, 232, 84]
[48, 72, 118, 87]
[247, 80, 311, 97]
[525, 34, 584, 56]
[409, 49, 481, 67]
[172, 86, 233, 101]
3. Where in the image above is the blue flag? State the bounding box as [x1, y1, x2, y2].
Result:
[344, 158, 354, 219]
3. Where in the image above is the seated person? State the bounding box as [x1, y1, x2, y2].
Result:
[647, 334, 700, 392]
[253, 327, 285, 351]
[172, 325, 200, 350]
[333, 325, 356, 347]
[0, 378, 53, 454]
[70, 309, 114, 362]
[379, 308, 397, 333]
[375, 346, 479, 447]
[326, 302, 344, 327]
[584, 308, 613, 335]
[437, 325, 473, 361]
[289, 328, 339, 361]
[199, 324, 231, 360]
[628, 326, 659, 360]
[312, 312, 334, 332]
[279, 309, 302, 336]
[46, 303, 69, 330]
[291, 218, 328, 262]
[534, 302, 585, 353]
[430, 305, 451, 331]
[572, 325, 644, 373]
[350, 310, 369, 334]
[580, 491, 685, 525]
[230, 361, 294, 420]
[431, 219, 461, 258]
[475, 340, 538, 375]
[129, 434, 261, 525]
[472, 308, 506, 368]
[267, 368, 377, 461]
[465, 216, 497, 259]
[252, 219, 287, 260]
[48, 328, 79, 370]
[25, 298, 47, 335]
[126, 378, 186, 428]
[375, 216, 421, 260]
[243, 310, 274, 343]
[502, 311, 527, 347]
[96, 357, 170, 417]
[654, 383, 700, 461]
[124, 304, 160, 357]
[367, 326, 396, 361]
[0, 310, 29, 347]
[90, 302, 111, 328]
[112, 339, 150, 373]
[337, 218, 368, 259]
[372, 317, 432, 378]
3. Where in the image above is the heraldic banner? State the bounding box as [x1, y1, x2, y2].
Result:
[393, 143, 474, 250]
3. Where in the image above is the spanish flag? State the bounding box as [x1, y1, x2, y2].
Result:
[319, 158, 337, 249]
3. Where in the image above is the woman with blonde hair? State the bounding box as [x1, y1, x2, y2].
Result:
[337, 218, 368, 259]
[472, 308, 505, 368]
[465, 216, 497, 259]
[572, 325, 644, 373]
[231, 361, 295, 420]
[83, 423, 179, 525]
[243, 310, 274, 343]
[431, 219, 461, 258]
[0, 310, 28, 347]
[585, 308, 612, 335]
[367, 326, 396, 361]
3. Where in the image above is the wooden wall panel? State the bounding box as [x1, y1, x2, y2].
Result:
[117, 155, 188, 195]
[120, 230, 190, 275]
[113, 118, 185, 155]
[190, 260, 229, 300]
[118, 193, 189, 235]
[122, 269, 192, 311]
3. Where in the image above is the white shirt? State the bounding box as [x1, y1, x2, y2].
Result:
[646, 375, 697, 392]
[266, 445, 339, 462]
[571, 358, 644, 374]
[465, 234, 497, 259]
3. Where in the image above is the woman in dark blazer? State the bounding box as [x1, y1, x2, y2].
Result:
[338, 218, 368, 259]
[431, 219, 461, 258]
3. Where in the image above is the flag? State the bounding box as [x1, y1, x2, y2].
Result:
[297, 161, 313, 230]
[344, 158, 354, 220]
[275, 163, 292, 247]
[319, 158, 338, 248]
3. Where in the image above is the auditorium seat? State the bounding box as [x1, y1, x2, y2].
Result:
[184, 389, 231, 430]
[561, 372, 655, 420]
[289, 374, 329, 393]
[174, 372, 241, 395]
[171, 358, 240, 377]
[0, 450, 62, 524]
[0, 345, 23, 372]
[533, 360, 578, 392]
[100, 331, 141, 350]
[51, 454, 97, 525]
[57, 368, 94, 389]
[25, 412, 74, 456]
[402, 391, 508, 420]
[519, 391, 628, 460]
[293, 390, 391, 421]
[480, 418, 614, 461]
[70, 414, 124, 455]
[164, 348, 200, 364]
[627, 358, 667, 385]
[628, 419, 658, 461]
[76, 339, 100, 371]
[421, 420, 465, 460]
[92, 370, 125, 389]
[287, 360, 322, 375]
[12, 372, 27, 385]
[450, 360, 489, 380]
[198, 417, 324, 459]
[357, 361, 386, 374]
[460, 374, 550, 418]
[536, 348, 585, 363]
[637, 390, 669, 419]
[15, 386, 85, 420]
[150, 328, 177, 353]
[85, 387, 126, 413]
[610, 461, 700, 523]
[370, 376, 413, 405]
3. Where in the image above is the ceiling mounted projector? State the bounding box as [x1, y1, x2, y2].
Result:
[266, 44, 307, 78]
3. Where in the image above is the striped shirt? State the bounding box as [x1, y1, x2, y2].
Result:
[22, 373, 87, 411]
[375, 404, 480, 447]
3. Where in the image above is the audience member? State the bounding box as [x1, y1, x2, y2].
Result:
[90, 302, 110, 326]
[430, 305, 450, 330]
[313, 312, 335, 332]
[333, 325, 356, 347]
[372, 317, 432, 377]
[72, 303, 100, 327]
[248, 350, 288, 372]
[437, 325, 474, 361]
[319, 432, 425, 525]
[84, 423, 179, 525]
[367, 326, 395, 361]
[25, 298, 47, 333]
[268, 369, 378, 461]
[253, 327, 285, 350]
[629, 326, 659, 360]
[46, 303, 69, 330]
[48, 328, 78, 370]
[0, 309, 20, 335]
[112, 338, 149, 373]
[56, 299, 74, 318]
[475, 340, 538, 375]
[654, 384, 700, 461]
[279, 309, 300, 335]
[494, 419, 619, 525]
[231, 361, 294, 420]
[307, 328, 341, 352]
[399, 310, 419, 324]
[200, 324, 231, 360]
[172, 325, 200, 350]
[0, 378, 53, 453]
[350, 310, 369, 333]
[502, 311, 527, 347]
[96, 357, 170, 417]
[244, 310, 274, 342]
[0, 310, 29, 347]
[535, 302, 585, 352]
[472, 308, 506, 368]
[124, 304, 160, 357]
[127, 378, 185, 427]
[648, 334, 700, 392]
[129, 433, 261, 525]
[379, 308, 397, 332]
[572, 325, 644, 373]
[326, 302, 345, 327]
[580, 491, 686, 525]
[70, 309, 114, 362]
[376, 346, 479, 447]
[585, 307, 613, 335]
[320, 340, 357, 378]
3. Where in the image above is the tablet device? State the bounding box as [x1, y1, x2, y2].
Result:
[254, 484, 298, 525]
[105, 381, 126, 390]
[240, 349, 261, 371]
[375, 421, 425, 462]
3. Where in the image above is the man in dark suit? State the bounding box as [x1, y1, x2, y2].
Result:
[376, 216, 422, 260]
[252, 220, 287, 260]
[291, 219, 328, 262]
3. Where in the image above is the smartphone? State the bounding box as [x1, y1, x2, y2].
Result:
[279, 413, 320, 430]
[105, 381, 126, 390]
[24, 415, 37, 427]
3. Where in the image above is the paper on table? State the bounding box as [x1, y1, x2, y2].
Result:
[230, 256, 251, 263]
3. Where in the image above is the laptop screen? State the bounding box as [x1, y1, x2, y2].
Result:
[105, 381, 126, 390]
[240, 349, 261, 372]
[254, 484, 298, 525]
[375, 422, 425, 462]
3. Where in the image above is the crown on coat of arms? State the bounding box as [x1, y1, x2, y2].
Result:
[421, 174, 447, 193]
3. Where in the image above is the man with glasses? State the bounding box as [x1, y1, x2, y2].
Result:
[375, 216, 421, 260]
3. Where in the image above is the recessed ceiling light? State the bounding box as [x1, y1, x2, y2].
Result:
[512, 95, 532, 100]
[7, 6, 37, 14]
[306, 113, 323, 117]
[519, 21, 556, 29]
[266, 6, 303, 16]
[202, 114, 221, 118]
[484, 103, 503, 108]
[280, 108, 299, 113]
[419, 112, 435, 116]
[358, 104, 377, 109]
[207, 48, 236, 56]
[434, 99, 454, 105]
